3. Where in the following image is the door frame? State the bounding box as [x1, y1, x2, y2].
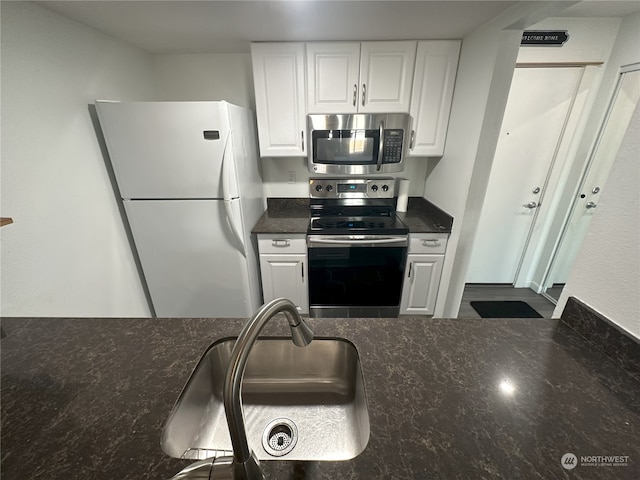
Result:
[511, 63, 603, 289]
[466, 63, 601, 286]
[538, 62, 640, 300]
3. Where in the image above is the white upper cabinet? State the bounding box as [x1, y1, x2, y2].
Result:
[359, 41, 417, 113]
[306, 41, 417, 114]
[408, 40, 461, 157]
[251, 43, 307, 157]
[306, 42, 361, 114]
[251, 40, 460, 158]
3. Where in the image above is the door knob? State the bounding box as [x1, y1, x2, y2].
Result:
[523, 202, 538, 209]
[586, 201, 597, 209]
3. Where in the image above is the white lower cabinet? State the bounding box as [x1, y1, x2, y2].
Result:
[400, 234, 448, 316]
[258, 234, 308, 314]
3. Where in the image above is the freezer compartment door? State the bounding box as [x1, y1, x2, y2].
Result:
[96, 101, 231, 199]
[124, 199, 256, 317]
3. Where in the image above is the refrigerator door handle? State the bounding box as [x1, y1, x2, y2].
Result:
[221, 132, 247, 257]
[221, 131, 234, 200]
[224, 199, 246, 257]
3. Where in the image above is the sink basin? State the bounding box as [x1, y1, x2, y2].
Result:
[161, 337, 370, 462]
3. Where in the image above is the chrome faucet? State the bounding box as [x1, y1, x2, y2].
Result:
[168, 298, 314, 480]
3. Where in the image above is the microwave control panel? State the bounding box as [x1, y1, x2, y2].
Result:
[382, 129, 404, 164]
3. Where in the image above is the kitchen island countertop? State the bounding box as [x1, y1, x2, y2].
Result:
[1, 314, 639, 479]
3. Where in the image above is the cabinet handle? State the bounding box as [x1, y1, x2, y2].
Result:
[301, 131, 304, 152]
[410, 129, 415, 150]
[408, 262, 413, 278]
[361, 84, 366, 107]
[301, 262, 304, 280]
[353, 84, 357, 107]
[272, 239, 290, 247]
[422, 239, 441, 247]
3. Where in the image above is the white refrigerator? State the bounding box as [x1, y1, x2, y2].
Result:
[96, 101, 266, 317]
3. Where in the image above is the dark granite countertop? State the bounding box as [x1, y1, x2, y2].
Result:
[252, 198, 310, 234]
[2, 314, 639, 479]
[252, 197, 454, 234]
[396, 197, 454, 233]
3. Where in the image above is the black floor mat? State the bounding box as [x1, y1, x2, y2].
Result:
[470, 300, 543, 318]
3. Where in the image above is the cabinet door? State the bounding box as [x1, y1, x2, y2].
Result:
[306, 42, 361, 114]
[259, 254, 308, 314]
[408, 41, 460, 157]
[251, 43, 307, 157]
[358, 41, 417, 113]
[400, 254, 444, 316]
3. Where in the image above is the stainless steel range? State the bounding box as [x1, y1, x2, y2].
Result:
[307, 178, 409, 318]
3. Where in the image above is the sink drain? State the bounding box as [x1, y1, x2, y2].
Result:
[262, 418, 298, 457]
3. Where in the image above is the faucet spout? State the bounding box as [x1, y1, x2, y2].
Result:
[223, 298, 314, 480]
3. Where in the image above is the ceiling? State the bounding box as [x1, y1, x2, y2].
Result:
[36, 1, 640, 55]
[36, 0, 518, 54]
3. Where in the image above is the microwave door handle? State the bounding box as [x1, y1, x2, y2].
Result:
[376, 121, 385, 171]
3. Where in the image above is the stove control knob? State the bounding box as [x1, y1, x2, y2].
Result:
[382, 185, 389, 192]
[315, 184, 323, 192]
[371, 185, 379, 192]
[326, 185, 333, 192]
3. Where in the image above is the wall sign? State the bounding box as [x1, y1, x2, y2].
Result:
[521, 30, 569, 46]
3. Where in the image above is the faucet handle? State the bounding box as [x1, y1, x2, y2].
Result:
[168, 456, 234, 480]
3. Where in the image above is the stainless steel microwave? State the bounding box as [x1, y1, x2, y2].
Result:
[307, 113, 411, 175]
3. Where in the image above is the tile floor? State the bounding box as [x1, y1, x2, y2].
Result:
[459, 284, 557, 318]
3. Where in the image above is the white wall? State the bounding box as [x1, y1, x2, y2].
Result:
[468, 17, 622, 289]
[426, 1, 572, 317]
[554, 102, 639, 339]
[0, 1, 155, 316]
[553, 12, 640, 337]
[432, 27, 522, 318]
[517, 17, 622, 64]
[539, 13, 640, 296]
[154, 53, 255, 108]
[260, 157, 428, 198]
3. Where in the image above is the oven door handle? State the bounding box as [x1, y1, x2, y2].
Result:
[308, 235, 407, 247]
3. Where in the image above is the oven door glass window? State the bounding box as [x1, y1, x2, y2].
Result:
[312, 130, 379, 165]
[308, 245, 405, 307]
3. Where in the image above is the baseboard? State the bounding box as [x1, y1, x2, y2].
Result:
[529, 280, 542, 292]
[560, 297, 640, 382]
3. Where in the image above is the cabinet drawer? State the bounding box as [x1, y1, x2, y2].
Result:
[258, 234, 307, 254]
[408, 234, 448, 254]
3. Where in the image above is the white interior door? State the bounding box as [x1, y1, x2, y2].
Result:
[545, 68, 640, 285]
[467, 67, 584, 283]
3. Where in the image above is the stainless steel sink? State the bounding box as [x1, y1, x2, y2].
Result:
[161, 337, 370, 462]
